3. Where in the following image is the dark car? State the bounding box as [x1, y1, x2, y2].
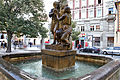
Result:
[80, 47, 100, 53]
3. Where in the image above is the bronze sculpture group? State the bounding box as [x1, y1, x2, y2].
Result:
[49, 1, 72, 49]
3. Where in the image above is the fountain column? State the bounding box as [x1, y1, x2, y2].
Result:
[42, 45, 76, 71]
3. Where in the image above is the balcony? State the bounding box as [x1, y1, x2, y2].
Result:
[105, 14, 116, 21]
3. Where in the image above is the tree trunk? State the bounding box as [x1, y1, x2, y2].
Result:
[6, 30, 12, 53]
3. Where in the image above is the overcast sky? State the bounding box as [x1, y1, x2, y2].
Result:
[43, 0, 58, 22]
[43, 0, 58, 14]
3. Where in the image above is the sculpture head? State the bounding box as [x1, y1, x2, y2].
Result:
[64, 6, 71, 14]
[53, 1, 60, 10]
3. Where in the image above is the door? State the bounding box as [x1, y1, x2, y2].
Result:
[81, 40, 84, 48]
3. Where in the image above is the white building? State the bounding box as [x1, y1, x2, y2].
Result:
[68, 0, 116, 49]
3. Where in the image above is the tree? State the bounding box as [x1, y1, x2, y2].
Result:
[71, 21, 80, 41]
[0, 0, 48, 52]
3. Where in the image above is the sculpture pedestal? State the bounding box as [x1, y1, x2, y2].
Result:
[42, 48, 76, 71]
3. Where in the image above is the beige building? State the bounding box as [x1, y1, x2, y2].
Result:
[115, 1, 120, 47]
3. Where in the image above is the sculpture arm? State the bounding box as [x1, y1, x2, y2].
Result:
[49, 9, 54, 18]
[57, 14, 66, 21]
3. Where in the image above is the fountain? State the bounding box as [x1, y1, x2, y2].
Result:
[0, 0, 120, 80]
[42, 0, 76, 71]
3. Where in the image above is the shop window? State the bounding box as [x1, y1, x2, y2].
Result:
[98, 0, 101, 4]
[93, 37, 100, 46]
[81, 26, 85, 31]
[107, 37, 114, 47]
[90, 26, 94, 31]
[96, 25, 100, 31]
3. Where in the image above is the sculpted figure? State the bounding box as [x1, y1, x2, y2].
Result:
[55, 6, 72, 49]
[49, 1, 60, 44]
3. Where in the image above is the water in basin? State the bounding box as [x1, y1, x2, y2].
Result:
[12, 59, 103, 79]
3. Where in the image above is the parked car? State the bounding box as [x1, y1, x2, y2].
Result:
[102, 47, 120, 54]
[80, 47, 100, 53]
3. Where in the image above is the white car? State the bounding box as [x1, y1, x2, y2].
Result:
[102, 47, 120, 54]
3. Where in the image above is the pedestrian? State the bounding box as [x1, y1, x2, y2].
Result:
[77, 44, 80, 50]
[19, 40, 23, 48]
[29, 42, 32, 47]
[5, 42, 7, 48]
[3, 41, 5, 49]
[1, 41, 3, 48]
[0, 41, 1, 49]
[13, 41, 17, 50]
[77, 44, 81, 53]
[40, 39, 43, 49]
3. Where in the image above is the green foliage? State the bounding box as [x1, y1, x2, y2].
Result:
[0, 0, 48, 38]
[71, 21, 80, 41]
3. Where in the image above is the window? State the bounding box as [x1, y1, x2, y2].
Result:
[75, 0, 79, 8]
[90, 26, 94, 31]
[81, 0, 86, 7]
[69, 1, 73, 9]
[108, 8, 113, 14]
[93, 37, 100, 46]
[81, 26, 85, 31]
[89, 0, 94, 5]
[81, 9, 86, 19]
[107, 37, 114, 47]
[88, 9, 94, 18]
[98, 0, 101, 4]
[74, 10, 79, 20]
[71, 10, 73, 19]
[96, 25, 100, 31]
[96, 9, 102, 17]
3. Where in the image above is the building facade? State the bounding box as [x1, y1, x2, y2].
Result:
[68, 0, 116, 49]
[115, 1, 120, 47]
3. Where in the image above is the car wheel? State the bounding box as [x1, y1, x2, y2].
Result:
[103, 51, 108, 55]
[92, 50, 95, 53]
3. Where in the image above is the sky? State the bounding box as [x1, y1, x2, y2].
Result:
[42, 0, 58, 41]
[43, 0, 58, 14]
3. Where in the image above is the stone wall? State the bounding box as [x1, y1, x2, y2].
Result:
[0, 53, 120, 80]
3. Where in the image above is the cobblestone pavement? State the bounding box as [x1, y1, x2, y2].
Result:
[0, 47, 41, 56]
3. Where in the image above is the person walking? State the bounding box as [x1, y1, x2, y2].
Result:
[0, 41, 1, 49]
[5, 42, 7, 48]
[77, 44, 81, 53]
[1, 41, 3, 48]
[3, 41, 5, 49]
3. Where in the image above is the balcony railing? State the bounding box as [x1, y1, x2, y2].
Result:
[105, 14, 116, 20]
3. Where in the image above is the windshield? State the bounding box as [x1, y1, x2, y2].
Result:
[106, 47, 113, 50]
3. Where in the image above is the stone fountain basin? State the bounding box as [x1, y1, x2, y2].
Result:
[0, 52, 120, 80]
